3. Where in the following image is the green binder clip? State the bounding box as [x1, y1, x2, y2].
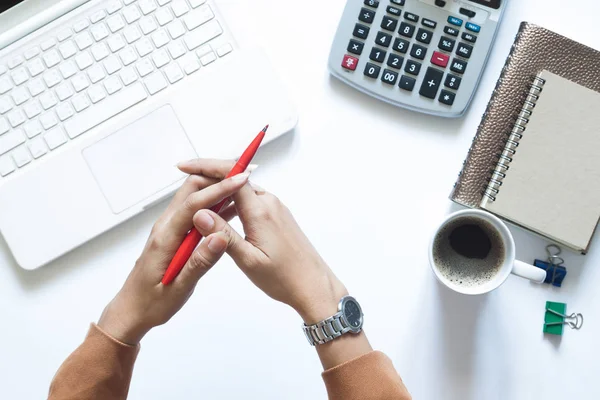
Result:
[543, 301, 584, 336]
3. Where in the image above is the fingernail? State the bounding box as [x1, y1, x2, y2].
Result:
[231, 171, 251, 183]
[195, 211, 214, 231]
[249, 181, 266, 194]
[246, 164, 259, 173]
[207, 233, 227, 253]
[176, 159, 194, 168]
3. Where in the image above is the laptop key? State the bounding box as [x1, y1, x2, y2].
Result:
[12, 145, 31, 167]
[28, 137, 47, 159]
[0, 154, 16, 176]
[0, 129, 26, 155]
[184, 20, 222, 50]
[64, 82, 148, 138]
[184, 5, 214, 30]
[144, 71, 168, 94]
[0, 117, 9, 134]
[44, 127, 67, 150]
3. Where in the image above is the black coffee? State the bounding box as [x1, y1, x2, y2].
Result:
[433, 217, 505, 288]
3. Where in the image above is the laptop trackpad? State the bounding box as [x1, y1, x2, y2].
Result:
[83, 105, 197, 214]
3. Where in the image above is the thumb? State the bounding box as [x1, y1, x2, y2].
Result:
[175, 231, 228, 288]
[193, 209, 265, 269]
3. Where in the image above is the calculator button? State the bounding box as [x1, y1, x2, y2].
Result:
[375, 32, 393, 47]
[416, 28, 433, 44]
[419, 67, 443, 99]
[435, 0, 446, 7]
[450, 58, 467, 74]
[387, 54, 404, 69]
[359, 8, 376, 24]
[381, 69, 399, 85]
[353, 24, 370, 39]
[369, 47, 387, 62]
[399, 75, 416, 91]
[431, 51, 449, 68]
[466, 22, 481, 33]
[456, 42, 473, 58]
[404, 60, 421, 75]
[444, 74, 461, 89]
[459, 8, 476, 18]
[347, 40, 364, 55]
[439, 89, 455, 105]
[398, 22, 415, 38]
[438, 36, 456, 52]
[392, 37, 409, 53]
[381, 17, 398, 32]
[364, 62, 381, 78]
[404, 12, 419, 23]
[342, 54, 359, 71]
[364, 0, 379, 8]
[462, 32, 477, 43]
[422, 18, 437, 29]
[444, 26, 459, 37]
[386, 6, 401, 16]
[410, 44, 427, 60]
[448, 16, 463, 27]
[390, 0, 405, 5]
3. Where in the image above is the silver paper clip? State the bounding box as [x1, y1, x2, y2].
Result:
[544, 308, 584, 330]
[546, 244, 565, 286]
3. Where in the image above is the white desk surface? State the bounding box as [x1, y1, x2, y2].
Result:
[1, 0, 599, 398]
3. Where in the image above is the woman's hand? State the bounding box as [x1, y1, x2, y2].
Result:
[178, 159, 348, 324]
[97, 164, 250, 344]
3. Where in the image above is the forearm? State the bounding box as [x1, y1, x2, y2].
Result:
[297, 278, 411, 400]
[316, 329, 412, 400]
[48, 324, 139, 400]
[315, 331, 373, 369]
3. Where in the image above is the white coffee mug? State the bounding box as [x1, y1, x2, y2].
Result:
[428, 209, 547, 295]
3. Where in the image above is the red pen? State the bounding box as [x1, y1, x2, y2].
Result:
[161, 125, 268, 285]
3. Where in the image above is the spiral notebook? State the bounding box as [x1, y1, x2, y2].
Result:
[479, 70, 600, 252]
[450, 23, 600, 253]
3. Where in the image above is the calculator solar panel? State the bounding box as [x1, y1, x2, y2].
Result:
[328, 0, 507, 117]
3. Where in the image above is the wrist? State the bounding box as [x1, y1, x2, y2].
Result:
[97, 298, 149, 345]
[296, 278, 349, 325]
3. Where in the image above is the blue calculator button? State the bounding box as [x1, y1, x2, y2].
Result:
[466, 22, 481, 32]
[448, 16, 463, 26]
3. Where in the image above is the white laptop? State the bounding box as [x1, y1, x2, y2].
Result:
[0, 0, 298, 270]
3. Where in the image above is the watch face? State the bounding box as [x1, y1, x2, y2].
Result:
[343, 299, 362, 330]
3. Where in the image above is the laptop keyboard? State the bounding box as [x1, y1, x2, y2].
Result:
[0, 0, 233, 178]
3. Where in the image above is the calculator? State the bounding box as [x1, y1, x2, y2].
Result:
[328, 0, 506, 117]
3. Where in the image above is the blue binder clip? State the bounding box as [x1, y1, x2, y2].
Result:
[534, 245, 567, 287]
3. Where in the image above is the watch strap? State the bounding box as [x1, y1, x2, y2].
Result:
[302, 311, 351, 346]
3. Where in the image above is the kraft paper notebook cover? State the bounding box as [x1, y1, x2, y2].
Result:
[479, 70, 600, 253]
[450, 22, 600, 253]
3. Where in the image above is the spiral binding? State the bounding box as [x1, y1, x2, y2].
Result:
[483, 75, 547, 202]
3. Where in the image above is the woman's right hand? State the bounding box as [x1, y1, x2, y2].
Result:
[178, 159, 348, 324]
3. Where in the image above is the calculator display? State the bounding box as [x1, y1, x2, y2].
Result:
[467, 0, 501, 9]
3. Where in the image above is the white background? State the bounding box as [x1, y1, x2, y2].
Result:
[1, 0, 599, 399]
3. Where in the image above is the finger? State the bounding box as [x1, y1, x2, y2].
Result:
[231, 183, 263, 220]
[167, 172, 251, 240]
[249, 181, 266, 195]
[163, 174, 219, 217]
[175, 232, 228, 288]
[219, 203, 238, 222]
[193, 209, 264, 267]
[177, 159, 237, 180]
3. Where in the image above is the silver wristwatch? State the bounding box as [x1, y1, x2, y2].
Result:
[302, 296, 364, 346]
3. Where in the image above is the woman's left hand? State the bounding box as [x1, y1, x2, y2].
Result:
[97, 160, 248, 344]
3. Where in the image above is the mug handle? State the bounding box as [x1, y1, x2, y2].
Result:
[512, 260, 546, 283]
